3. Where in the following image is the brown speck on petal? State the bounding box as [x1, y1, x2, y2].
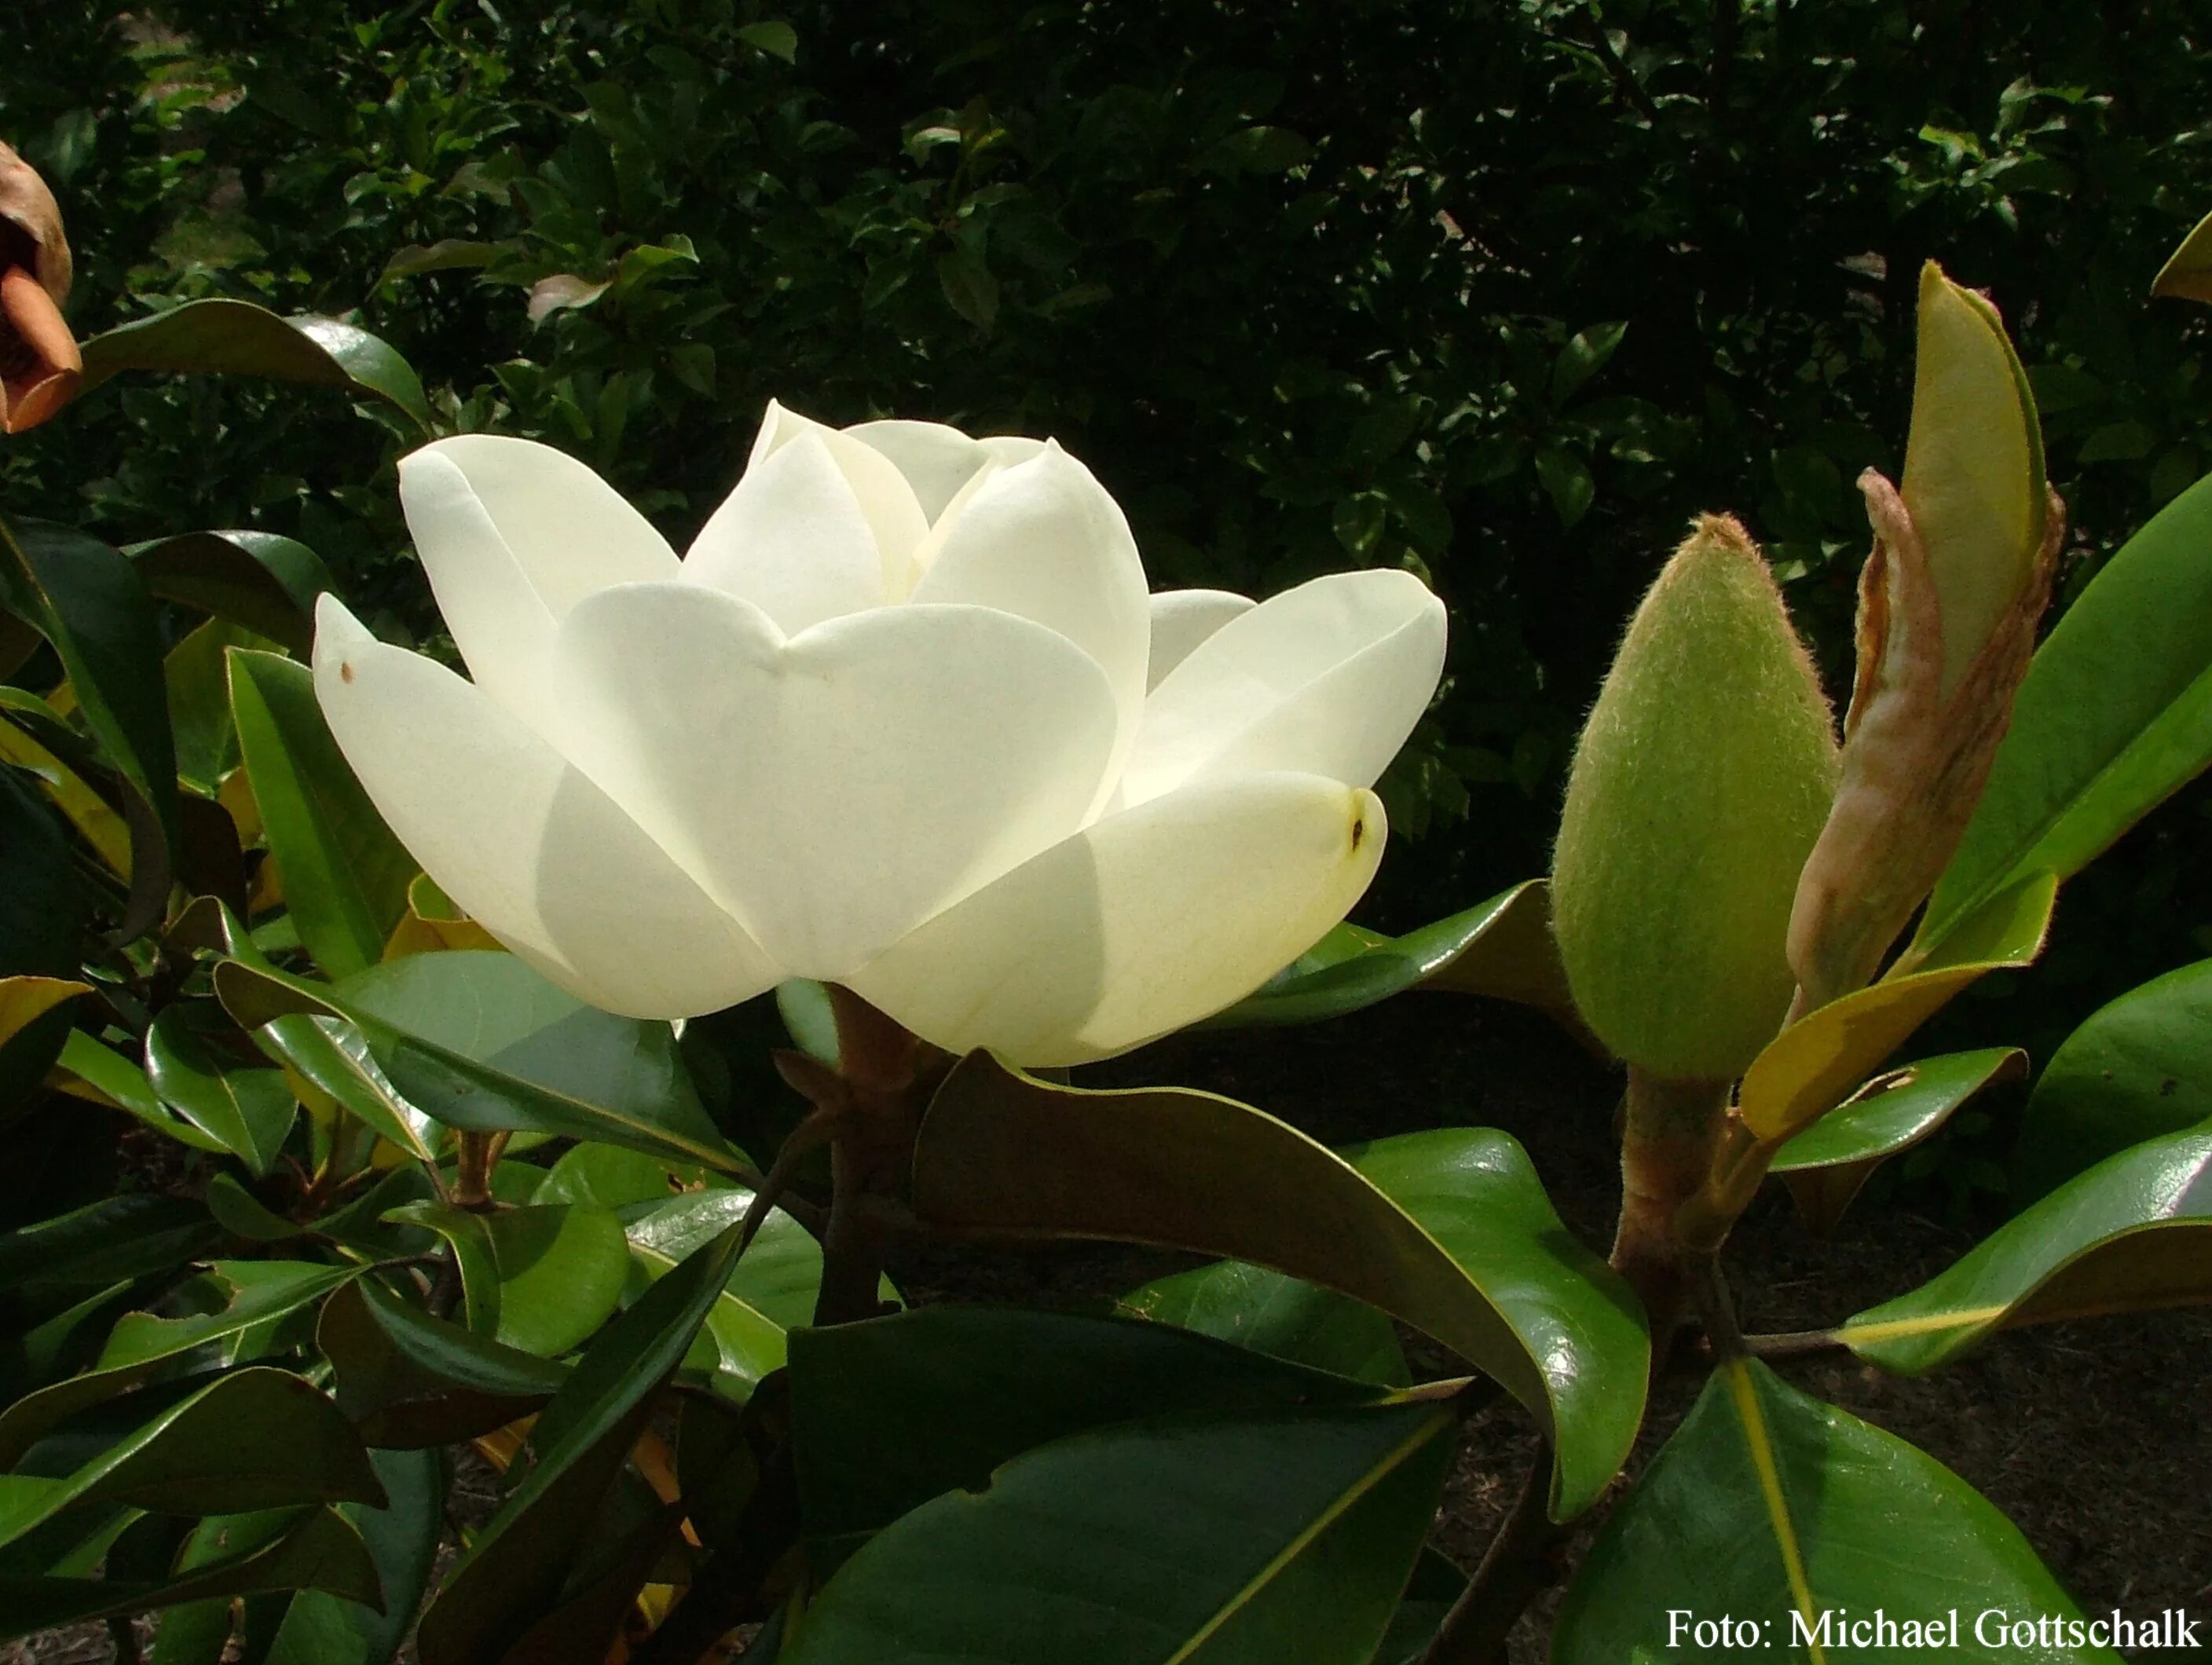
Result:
[339, 661, 356, 684]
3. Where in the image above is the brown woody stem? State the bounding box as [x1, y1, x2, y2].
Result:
[805, 986, 936, 1327]
[1610, 1068, 1731, 1356]
[1418, 1442, 1565, 1665]
[449, 1129, 506, 1212]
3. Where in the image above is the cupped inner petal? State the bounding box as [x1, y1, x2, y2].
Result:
[1146, 588, 1257, 690]
[843, 418, 994, 523]
[309, 595, 779, 1020]
[847, 771, 1386, 1066]
[684, 432, 887, 632]
[1119, 568, 1447, 806]
[397, 436, 678, 729]
[908, 442, 1151, 793]
[545, 583, 1121, 980]
[747, 400, 931, 598]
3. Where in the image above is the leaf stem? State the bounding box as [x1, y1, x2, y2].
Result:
[1741, 1327, 1848, 1361]
[1419, 1440, 1566, 1665]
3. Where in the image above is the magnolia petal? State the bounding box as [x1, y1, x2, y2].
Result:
[747, 401, 930, 597]
[1147, 588, 1256, 690]
[905, 456, 1003, 591]
[848, 773, 1386, 1065]
[981, 435, 1048, 467]
[684, 433, 887, 631]
[398, 437, 677, 721]
[909, 442, 1151, 778]
[844, 418, 994, 522]
[548, 583, 1119, 979]
[1119, 569, 1446, 805]
[309, 597, 779, 1019]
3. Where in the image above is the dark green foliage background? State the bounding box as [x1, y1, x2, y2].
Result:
[5, 0, 2212, 1051]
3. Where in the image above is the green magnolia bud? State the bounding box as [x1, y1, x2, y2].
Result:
[1552, 515, 1840, 1080]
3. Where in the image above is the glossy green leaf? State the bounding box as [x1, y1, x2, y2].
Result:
[0, 516, 178, 936]
[228, 649, 415, 981]
[496, 1493, 689, 1665]
[79, 300, 431, 429]
[487, 1202, 630, 1357]
[1552, 321, 1630, 405]
[537, 1142, 704, 1210]
[0, 770, 88, 979]
[318, 1278, 566, 1449]
[0, 1505, 381, 1641]
[1773, 1048, 2024, 1233]
[1919, 470, 2212, 955]
[264, 1445, 445, 1665]
[50, 1029, 229, 1155]
[0, 1368, 382, 1550]
[786, 1400, 1455, 1665]
[1844, 1122, 2212, 1374]
[1119, 1259, 1408, 1385]
[0, 710, 133, 876]
[737, 20, 799, 60]
[1207, 879, 1576, 1030]
[789, 1306, 1389, 1571]
[271, 1013, 441, 1162]
[145, 1004, 298, 1174]
[177, 898, 441, 1162]
[0, 1261, 360, 1468]
[51, 1028, 228, 1154]
[2015, 957, 2212, 1198]
[1554, 1359, 2112, 1663]
[0, 1194, 221, 1297]
[383, 1201, 503, 1336]
[2150, 206, 2212, 303]
[912, 1056, 1646, 1518]
[413, 1215, 748, 1665]
[129, 531, 333, 657]
[1373, 1548, 1465, 1665]
[214, 951, 750, 1176]
[164, 619, 259, 795]
[626, 1187, 831, 1396]
[0, 975, 87, 1109]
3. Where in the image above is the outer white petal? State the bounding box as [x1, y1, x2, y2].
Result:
[309, 596, 779, 1019]
[397, 437, 676, 719]
[746, 401, 930, 597]
[907, 442, 1150, 782]
[1147, 588, 1257, 690]
[1118, 569, 1446, 807]
[848, 773, 1386, 1065]
[683, 433, 885, 631]
[843, 418, 992, 522]
[547, 583, 1119, 980]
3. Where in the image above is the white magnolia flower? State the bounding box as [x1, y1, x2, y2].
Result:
[314, 402, 1447, 1064]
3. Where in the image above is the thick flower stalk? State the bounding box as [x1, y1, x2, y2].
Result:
[314, 403, 1445, 1066]
[1788, 265, 2062, 1012]
[0, 141, 79, 435]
